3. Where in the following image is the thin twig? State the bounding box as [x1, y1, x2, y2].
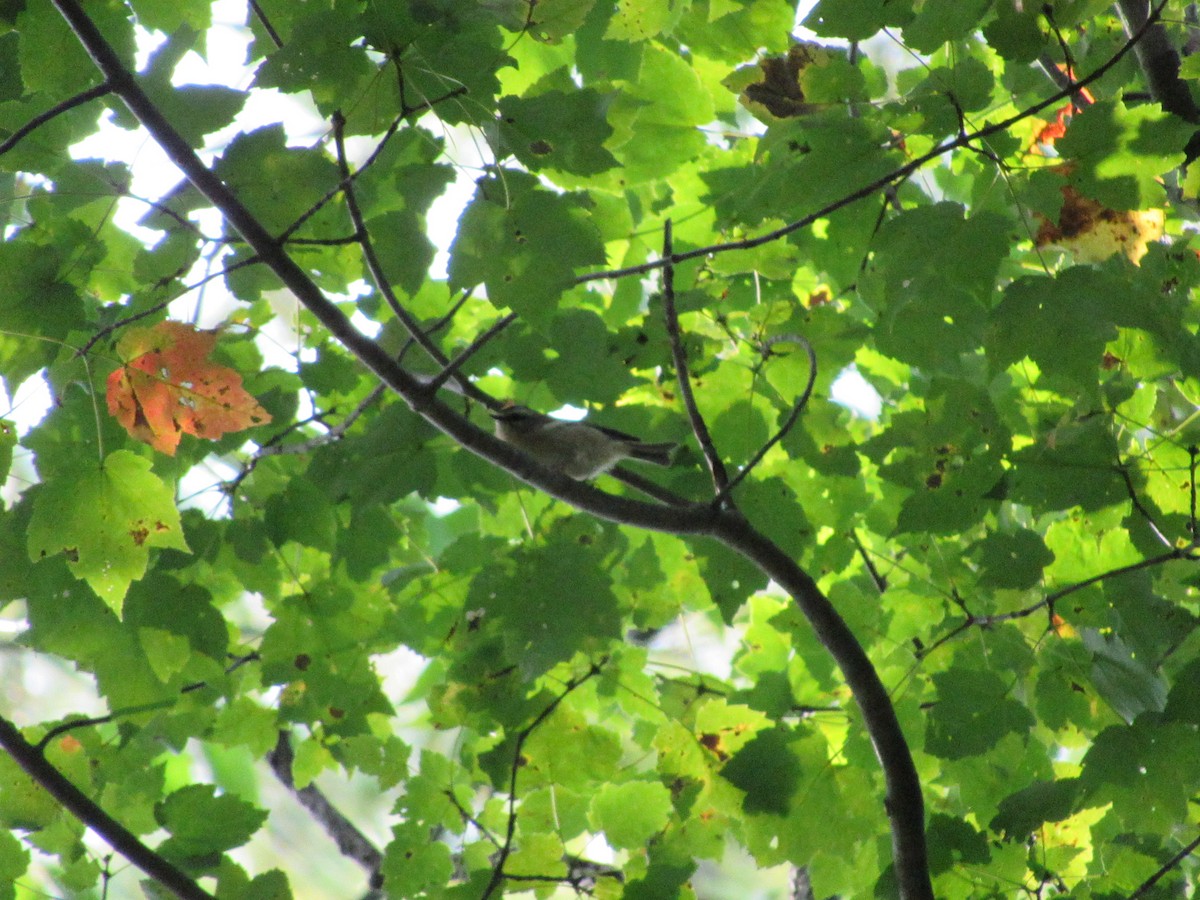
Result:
[1115, 463, 1172, 547]
[332, 112, 431, 342]
[76, 255, 262, 357]
[480, 659, 608, 900]
[918, 549, 1193, 659]
[225, 385, 387, 496]
[424, 312, 516, 395]
[851, 530, 888, 593]
[0, 82, 112, 157]
[1190, 445, 1198, 539]
[277, 84, 467, 246]
[331, 111, 490, 405]
[661, 219, 729, 493]
[577, 1, 1169, 286]
[247, 0, 284, 49]
[1127, 830, 1200, 899]
[35, 653, 261, 750]
[714, 333, 817, 502]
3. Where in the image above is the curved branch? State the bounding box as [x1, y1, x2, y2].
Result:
[712, 516, 934, 900]
[51, 0, 709, 534]
[0, 82, 112, 157]
[715, 333, 817, 503]
[0, 716, 214, 900]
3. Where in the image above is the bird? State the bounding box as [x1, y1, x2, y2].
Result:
[490, 404, 676, 480]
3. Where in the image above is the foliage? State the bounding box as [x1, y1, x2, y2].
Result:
[2, 1, 1200, 898]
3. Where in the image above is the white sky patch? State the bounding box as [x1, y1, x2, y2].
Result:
[831, 365, 883, 419]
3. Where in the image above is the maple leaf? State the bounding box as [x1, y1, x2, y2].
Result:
[106, 320, 272, 455]
[1035, 178, 1163, 265]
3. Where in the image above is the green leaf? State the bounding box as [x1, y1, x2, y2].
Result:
[971, 528, 1055, 590]
[926, 666, 1035, 759]
[605, 0, 677, 41]
[448, 171, 605, 322]
[498, 89, 619, 175]
[0, 419, 14, 484]
[903, 0, 992, 54]
[1081, 628, 1168, 723]
[17, 1, 135, 95]
[156, 785, 268, 859]
[529, 0, 598, 41]
[27, 450, 190, 614]
[863, 203, 1010, 371]
[590, 780, 673, 848]
[0, 828, 29, 900]
[381, 822, 455, 896]
[805, 0, 913, 41]
[720, 726, 803, 815]
[0, 748, 60, 831]
[1056, 100, 1191, 209]
[990, 778, 1081, 839]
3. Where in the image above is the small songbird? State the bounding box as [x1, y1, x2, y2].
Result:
[490, 404, 676, 480]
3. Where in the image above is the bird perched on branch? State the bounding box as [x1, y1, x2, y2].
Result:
[490, 404, 676, 480]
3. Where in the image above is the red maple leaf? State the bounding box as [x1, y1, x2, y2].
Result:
[106, 321, 272, 455]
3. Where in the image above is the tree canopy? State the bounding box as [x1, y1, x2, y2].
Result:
[3, 1, 1200, 898]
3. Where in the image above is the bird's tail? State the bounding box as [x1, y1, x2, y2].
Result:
[630, 442, 677, 467]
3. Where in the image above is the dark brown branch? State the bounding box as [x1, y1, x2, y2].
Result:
[0, 715, 214, 900]
[267, 731, 384, 886]
[578, 1, 1170, 286]
[712, 519, 934, 900]
[662, 219, 729, 494]
[0, 82, 112, 157]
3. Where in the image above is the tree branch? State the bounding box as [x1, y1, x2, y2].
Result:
[480, 660, 607, 900]
[1116, 0, 1200, 125]
[52, 0, 712, 535]
[578, 1, 1169, 286]
[0, 82, 112, 157]
[1127, 829, 1200, 899]
[0, 715, 214, 900]
[712, 517, 934, 900]
[267, 731, 384, 887]
[714, 333, 817, 503]
[661, 219, 729, 494]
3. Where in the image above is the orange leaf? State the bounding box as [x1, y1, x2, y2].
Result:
[106, 321, 272, 455]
